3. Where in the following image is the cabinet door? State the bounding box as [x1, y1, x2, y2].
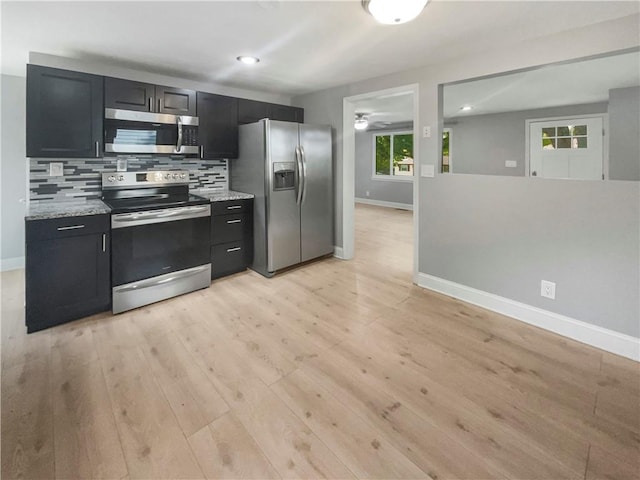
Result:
[26, 231, 110, 332]
[105, 77, 155, 112]
[238, 99, 270, 124]
[26, 65, 103, 158]
[270, 104, 304, 123]
[197, 92, 239, 159]
[156, 86, 196, 116]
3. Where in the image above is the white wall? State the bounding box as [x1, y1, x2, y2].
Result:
[0, 75, 27, 270]
[293, 14, 640, 341]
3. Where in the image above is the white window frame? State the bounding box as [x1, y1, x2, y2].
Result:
[371, 130, 415, 182]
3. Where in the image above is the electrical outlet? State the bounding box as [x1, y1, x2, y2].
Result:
[423, 126, 431, 138]
[541, 280, 556, 299]
[505, 160, 517, 168]
[365, 191, 370, 197]
[49, 162, 63, 177]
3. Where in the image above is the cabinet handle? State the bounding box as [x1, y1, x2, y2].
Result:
[226, 219, 242, 224]
[57, 225, 85, 231]
[158, 98, 162, 112]
[148, 97, 153, 112]
[226, 247, 241, 253]
[200, 145, 204, 159]
[102, 233, 106, 252]
[95, 141, 100, 157]
[226, 205, 242, 210]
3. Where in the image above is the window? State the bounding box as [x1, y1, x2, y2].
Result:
[541, 124, 588, 149]
[374, 132, 414, 179]
[441, 128, 452, 173]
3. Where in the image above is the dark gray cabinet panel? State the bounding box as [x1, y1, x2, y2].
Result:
[25, 214, 111, 333]
[197, 92, 239, 159]
[105, 78, 196, 116]
[26, 65, 103, 158]
[211, 199, 253, 279]
[105, 77, 155, 112]
[238, 99, 304, 124]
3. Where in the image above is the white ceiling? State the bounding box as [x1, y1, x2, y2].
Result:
[444, 50, 640, 118]
[2, 1, 638, 97]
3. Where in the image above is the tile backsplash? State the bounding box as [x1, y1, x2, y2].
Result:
[29, 156, 227, 202]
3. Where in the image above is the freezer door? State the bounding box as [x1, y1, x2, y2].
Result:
[299, 124, 333, 262]
[266, 120, 302, 272]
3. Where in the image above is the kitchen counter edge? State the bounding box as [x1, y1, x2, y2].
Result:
[192, 189, 254, 202]
[25, 200, 111, 221]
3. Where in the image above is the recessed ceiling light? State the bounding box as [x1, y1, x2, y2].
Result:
[237, 56, 260, 65]
[460, 105, 473, 112]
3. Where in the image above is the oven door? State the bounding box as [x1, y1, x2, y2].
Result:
[111, 205, 211, 286]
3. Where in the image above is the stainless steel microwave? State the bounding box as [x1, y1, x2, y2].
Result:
[104, 108, 199, 155]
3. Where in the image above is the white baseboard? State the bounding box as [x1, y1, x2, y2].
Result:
[1, 256, 25, 272]
[333, 246, 345, 259]
[355, 197, 413, 211]
[417, 273, 640, 362]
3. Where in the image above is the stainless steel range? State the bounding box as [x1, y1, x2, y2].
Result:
[101, 170, 211, 314]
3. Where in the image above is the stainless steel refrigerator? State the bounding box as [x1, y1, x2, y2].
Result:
[231, 119, 333, 277]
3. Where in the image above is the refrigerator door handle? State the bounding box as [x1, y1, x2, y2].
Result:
[295, 146, 303, 205]
[300, 145, 308, 204]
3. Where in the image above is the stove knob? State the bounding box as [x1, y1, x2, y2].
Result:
[164, 173, 171, 180]
[180, 173, 187, 179]
[117, 175, 124, 181]
[173, 173, 180, 179]
[107, 175, 116, 182]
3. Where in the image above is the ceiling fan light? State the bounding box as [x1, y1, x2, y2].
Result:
[354, 114, 369, 130]
[362, 0, 429, 25]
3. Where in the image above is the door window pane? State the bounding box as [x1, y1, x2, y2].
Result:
[576, 137, 588, 148]
[573, 125, 587, 135]
[557, 138, 571, 148]
[542, 127, 556, 137]
[557, 126, 571, 137]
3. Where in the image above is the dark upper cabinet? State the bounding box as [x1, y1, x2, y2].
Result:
[26, 65, 104, 158]
[271, 104, 304, 123]
[238, 99, 271, 124]
[197, 92, 239, 159]
[104, 77, 155, 112]
[156, 86, 196, 116]
[104, 78, 196, 116]
[238, 98, 304, 124]
[25, 214, 111, 333]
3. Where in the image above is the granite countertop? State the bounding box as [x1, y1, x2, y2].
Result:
[26, 199, 111, 221]
[192, 189, 254, 202]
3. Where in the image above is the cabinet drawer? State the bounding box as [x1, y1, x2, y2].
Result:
[211, 241, 251, 279]
[211, 199, 252, 216]
[211, 214, 250, 245]
[26, 214, 110, 242]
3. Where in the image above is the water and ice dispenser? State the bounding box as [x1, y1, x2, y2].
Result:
[273, 162, 295, 190]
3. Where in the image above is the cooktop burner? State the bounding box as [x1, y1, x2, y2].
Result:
[101, 170, 209, 213]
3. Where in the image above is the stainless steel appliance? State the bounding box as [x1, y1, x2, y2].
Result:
[231, 119, 333, 277]
[104, 109, 199, 155]
[101, 171, 211, 313]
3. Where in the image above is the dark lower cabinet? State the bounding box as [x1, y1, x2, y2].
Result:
[197, 92, 239, 159]
[211, 199, 253, 279]
[26, 65, 103, 158]
[25, 215, 111, 333]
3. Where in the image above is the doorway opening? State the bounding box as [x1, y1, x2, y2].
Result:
[342, 84, 419, 283]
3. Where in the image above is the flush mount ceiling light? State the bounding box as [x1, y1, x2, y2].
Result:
[362, 0, 429, 25]
[237, 56, 260, 65]
[460, 105, 473, 112]
[354, 114, 369, 130]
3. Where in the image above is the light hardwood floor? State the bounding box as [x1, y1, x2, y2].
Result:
[2, 203, 639, 479]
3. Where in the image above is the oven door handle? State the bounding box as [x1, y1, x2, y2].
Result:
[111, 205, 211, 229]
[176, 116, 183, 153]
[114, 265, 210, 293]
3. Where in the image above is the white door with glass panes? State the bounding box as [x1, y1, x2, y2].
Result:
[529, 117, 603, 180]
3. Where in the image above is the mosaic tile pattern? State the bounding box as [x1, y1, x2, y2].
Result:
[30, 156, 228, 202]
